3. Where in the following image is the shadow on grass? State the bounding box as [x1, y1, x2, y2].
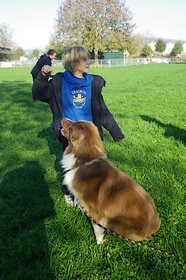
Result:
[37, 126, 63, 182]
[0, 161, 55, 280]
[0, 81, 33, 104]
[141, 115, 186, 146]
[0, 81, 50, 130]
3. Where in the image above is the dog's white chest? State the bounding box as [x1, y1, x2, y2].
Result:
[61, 153, 78, 194]
[63, 168, 78, 194]
[61, 153, 76, 170]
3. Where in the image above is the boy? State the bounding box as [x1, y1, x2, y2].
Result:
[32, 45, 124, 204]
[31, 49, 56, 81]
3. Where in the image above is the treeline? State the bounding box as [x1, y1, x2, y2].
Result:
[0, 1, 185, 61]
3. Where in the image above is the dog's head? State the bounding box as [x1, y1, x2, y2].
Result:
[61, 118, 104, 160]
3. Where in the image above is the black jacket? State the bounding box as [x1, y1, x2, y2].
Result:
[31, 54, 52, 80]
[32, 71, 124, 142]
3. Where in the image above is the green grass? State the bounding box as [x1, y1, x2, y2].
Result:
[0, 64, 185, 280]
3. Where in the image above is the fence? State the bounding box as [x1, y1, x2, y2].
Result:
[0, 57, 178, 69]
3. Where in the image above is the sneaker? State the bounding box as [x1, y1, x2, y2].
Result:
[64, 194, 74, 207]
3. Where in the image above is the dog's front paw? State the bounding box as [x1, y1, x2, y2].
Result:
[92, 221, 105, 245]
[96, 235, 105, 244]
[64, 194, 74, 207]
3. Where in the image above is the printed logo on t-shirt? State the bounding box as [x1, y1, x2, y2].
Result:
[71, 89, 86, 108]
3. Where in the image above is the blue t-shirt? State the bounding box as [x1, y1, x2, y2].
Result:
[62, 70, 93, 122]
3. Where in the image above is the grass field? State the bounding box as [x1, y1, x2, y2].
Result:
[0, 64, 185, 280]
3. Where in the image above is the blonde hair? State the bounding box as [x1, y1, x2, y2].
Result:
[62, 46, 90, 74]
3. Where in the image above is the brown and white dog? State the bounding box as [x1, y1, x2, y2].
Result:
[61, 118, 160, 244]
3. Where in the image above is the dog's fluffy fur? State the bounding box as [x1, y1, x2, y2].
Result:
[61, 118, 160, 244]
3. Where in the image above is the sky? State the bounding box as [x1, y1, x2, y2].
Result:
[128, 0, 186, 41]
[1, 0, 186, 50]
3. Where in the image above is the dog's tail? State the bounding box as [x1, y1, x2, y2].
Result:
[78, 202, 174, 257]
[96, 221, 174, 257]
[84, 209, 174, 257]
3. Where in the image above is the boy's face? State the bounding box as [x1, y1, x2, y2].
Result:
[75, 59, 90, 74]
[50, 53, 56, 60]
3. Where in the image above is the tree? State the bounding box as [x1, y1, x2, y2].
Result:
[32, 49, 40, 58]
[155, 39, 166, 54]
[46, 35, 64, 59]
[0, 23, 14, 48]
[52, 0, 135, 62]
[134, 33, 148, 52]
[127, 37, 139, 57]
[170, 41, 183, 57]
[127, 34, 147, 57]
[0, 23, 15, 61]
[141, 44, 153, 57]
[12, 47, 25, 59]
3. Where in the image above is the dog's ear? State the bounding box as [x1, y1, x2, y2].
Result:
[61, 118, 73, 127]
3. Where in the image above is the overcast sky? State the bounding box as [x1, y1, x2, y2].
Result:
[128, 0, 186, 41]
[1, 0, 186, 50]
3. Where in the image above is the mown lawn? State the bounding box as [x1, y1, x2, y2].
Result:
[0, 64, 185, 280]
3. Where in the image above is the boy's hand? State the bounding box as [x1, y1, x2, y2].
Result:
[41, 65, 52, 76]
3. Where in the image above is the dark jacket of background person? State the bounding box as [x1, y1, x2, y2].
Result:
[30, 50, 56, 81]
[32, 72, 124, 144]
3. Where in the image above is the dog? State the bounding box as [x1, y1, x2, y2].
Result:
[61, 118, 160, 244]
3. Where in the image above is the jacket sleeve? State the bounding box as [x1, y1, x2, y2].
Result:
[93, 76, 124, 142]
[99, 93, 124, 141]
[32, 72, 52, 103]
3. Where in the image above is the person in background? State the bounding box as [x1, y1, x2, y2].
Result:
[30, 49, 56, 81]
[32, 45, 124, 205]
